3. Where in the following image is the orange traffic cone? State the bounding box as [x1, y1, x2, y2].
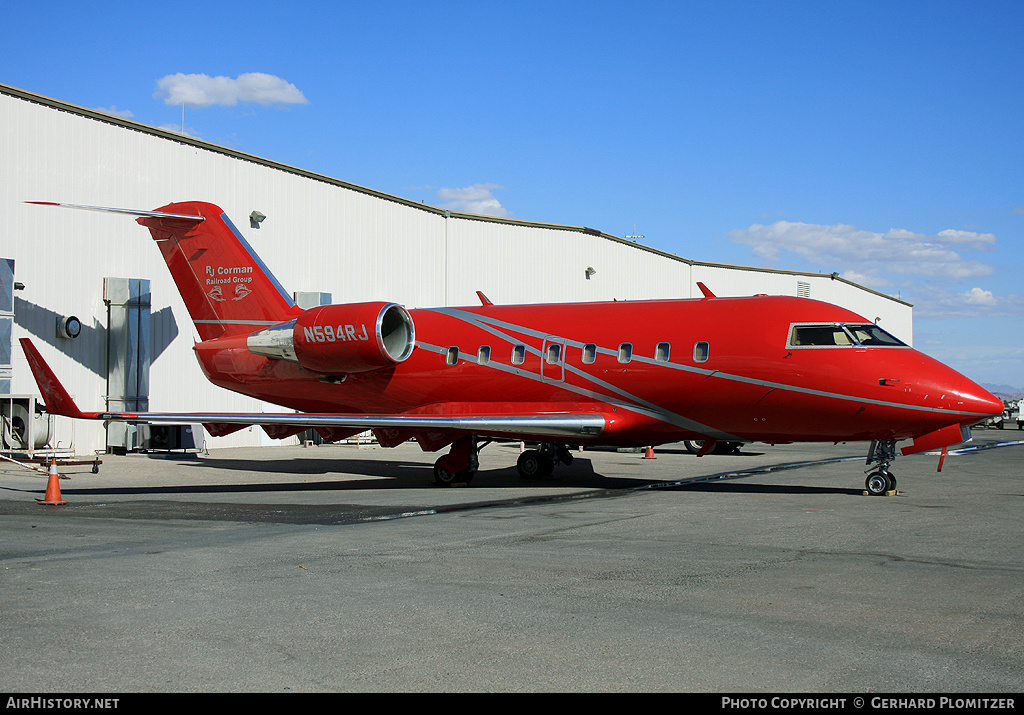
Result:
[643, 446, 656, 459]
[38, 461, 67, 506]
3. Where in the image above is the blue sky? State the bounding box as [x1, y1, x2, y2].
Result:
[3, 1, 1022, 389]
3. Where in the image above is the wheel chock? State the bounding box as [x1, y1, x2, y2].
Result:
[38, 462, 68, 506]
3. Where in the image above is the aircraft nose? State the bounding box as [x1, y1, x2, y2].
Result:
[954, 376, 1003, 419]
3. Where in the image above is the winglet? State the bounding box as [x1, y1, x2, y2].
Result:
[19, 339, 89, 419]
[696, 282, 716, 299]
[476, 291, 493, 306]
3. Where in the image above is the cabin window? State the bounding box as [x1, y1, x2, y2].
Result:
[655, 342, 671, 362]
[546, 343, 561, 364]
[477, 346, 491, 365]
[446, 347, 459, 365]
[511, 344, 526, 365]
[693, 341, 710, 363]
[582, 343, 597, 364]
[617, 343, 633, 363]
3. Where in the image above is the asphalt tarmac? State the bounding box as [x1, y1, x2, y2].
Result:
[1, 430, 1022, 693]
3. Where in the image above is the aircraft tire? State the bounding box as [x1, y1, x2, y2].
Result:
[684, 440, 740, 455]
[433, 466, 476, 486]
[433, 462, 455, 486]
[433, 459, 476, 486]
[865, 471, 893, 496]
[517, 450, 554, 480]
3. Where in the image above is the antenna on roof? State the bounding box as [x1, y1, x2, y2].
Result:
[625, 225, 644, 242]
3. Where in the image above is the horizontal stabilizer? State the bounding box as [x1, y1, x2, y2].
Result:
[26, 201, 204, 222]
[20, 338, 88, 419]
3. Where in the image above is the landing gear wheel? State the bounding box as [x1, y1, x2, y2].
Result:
[517, 450, 554, 480]
[433, 458, 475, 486]
[865, 471, 894, 496]
[683, 440, 739, 455]
[432, 435, 479, 486]
[433, 459, 456, 486]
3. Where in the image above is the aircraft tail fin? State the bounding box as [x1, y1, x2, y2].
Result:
[137, 202, 301, 341]
[28, 201, 301, 341]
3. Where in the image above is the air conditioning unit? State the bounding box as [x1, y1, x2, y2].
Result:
[137, 424, 202, 452]
[1, 395, 52, 452]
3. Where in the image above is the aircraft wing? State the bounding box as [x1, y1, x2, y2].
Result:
[19, 339, 605, 441]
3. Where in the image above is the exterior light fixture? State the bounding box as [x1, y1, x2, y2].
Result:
[57, 315, 82, 339]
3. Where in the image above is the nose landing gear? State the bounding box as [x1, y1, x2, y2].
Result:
[865, 439, 898, 496]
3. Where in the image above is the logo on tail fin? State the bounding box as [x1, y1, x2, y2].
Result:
[206, 264, 255, 303]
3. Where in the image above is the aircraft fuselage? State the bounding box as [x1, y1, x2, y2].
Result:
[193, 294, 997, 448]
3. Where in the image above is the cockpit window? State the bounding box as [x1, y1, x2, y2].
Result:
[845, 324, 906, 346]
[789, 323, 906, 348]
[790, 325, 854, 347]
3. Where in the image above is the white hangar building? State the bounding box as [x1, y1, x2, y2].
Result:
[0, 82, 913, 456]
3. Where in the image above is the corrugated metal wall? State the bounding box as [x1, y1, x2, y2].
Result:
[1, 86, 913, 454]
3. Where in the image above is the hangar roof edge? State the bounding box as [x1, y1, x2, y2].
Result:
[1, 82, 910, 308]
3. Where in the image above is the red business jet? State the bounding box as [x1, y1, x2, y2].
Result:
[22, 201, 1003, 494]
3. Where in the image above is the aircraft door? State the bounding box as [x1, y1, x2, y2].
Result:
[542, 337, 565, 382]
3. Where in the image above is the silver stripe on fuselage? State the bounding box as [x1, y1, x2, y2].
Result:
[421, 307, 746, 440]
[416, 339, 741, 441]
[423, 307, 989, 431]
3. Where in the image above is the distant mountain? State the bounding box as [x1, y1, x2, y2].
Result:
[983, 384, 1024, 402]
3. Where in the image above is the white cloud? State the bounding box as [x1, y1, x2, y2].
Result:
[437, 184, 511, 218]
[934, 229, 997, 250]
[96, 105, 134, 118]
[157, 123, 200, 138]
[728, 221, 995, 286]
[911, 285, 1024, 320]
[154, 72, 309, 108]
[963, 287, 996, 306]
[727, 219, 1023, 321]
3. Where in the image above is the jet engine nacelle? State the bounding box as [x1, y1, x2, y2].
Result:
[247, 301, 415, 374]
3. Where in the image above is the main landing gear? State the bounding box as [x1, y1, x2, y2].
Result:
[432, 438, 574, 485]
[430, 434, 577, 485]
[433, 435, 481, 486]
[516, 443, 574, 480]
[864, 439, 898, 496]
